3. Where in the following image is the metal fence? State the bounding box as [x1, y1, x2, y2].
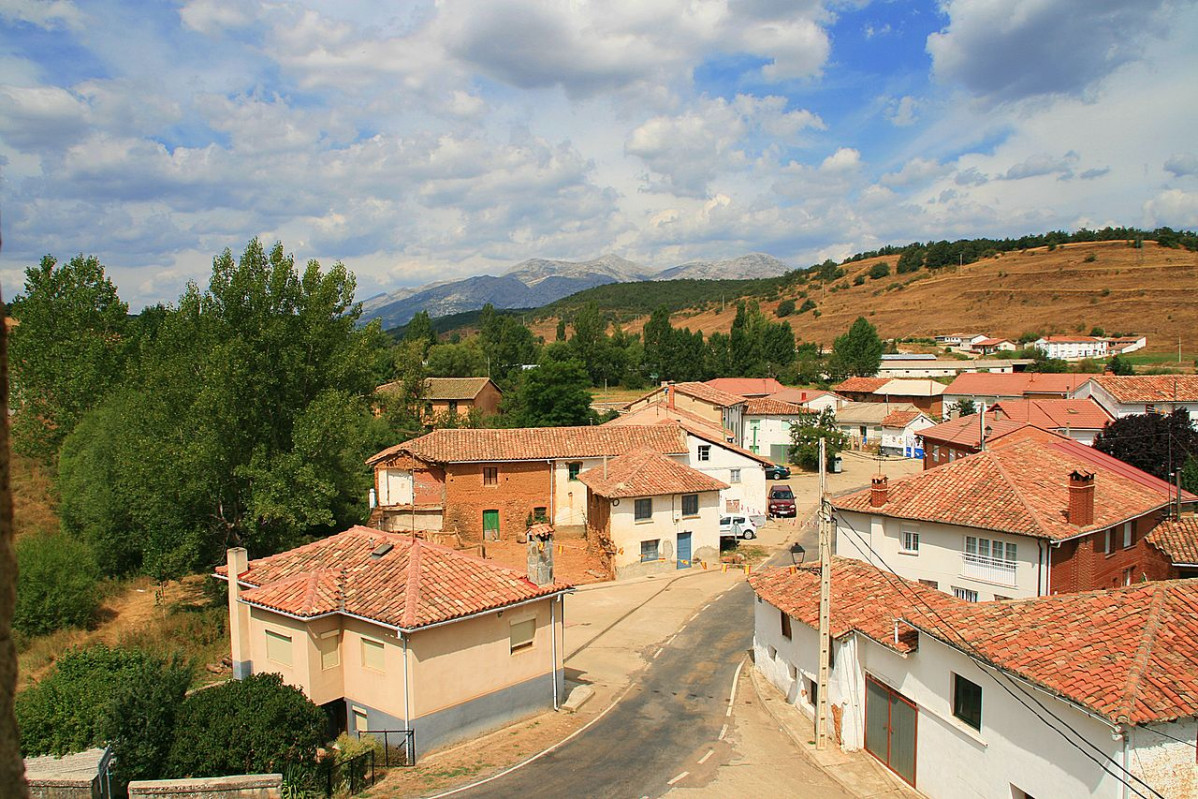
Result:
[358, 729, 416, 767]
[281, 750, 377, 798]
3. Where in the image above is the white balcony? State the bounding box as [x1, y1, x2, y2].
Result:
[962, 552, 1017, 586]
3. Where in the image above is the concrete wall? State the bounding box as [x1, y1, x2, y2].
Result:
[604, 491, 721, 579]
[743, 414, 797, 462]
[835, 510, 1044, 600]
[27, 781, 97, 799]
[1129, 719, 1198, 799]
[127, 775, 281, 799]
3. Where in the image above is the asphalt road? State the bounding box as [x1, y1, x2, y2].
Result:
[451, 582, 754, 799]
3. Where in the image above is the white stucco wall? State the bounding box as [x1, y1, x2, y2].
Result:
[834, 510, 1046, 600]
[684, 434, 767, 515]
[607, 491, 721, 578]
[880, 417, 935, 456]
[743, 414, 799, 462]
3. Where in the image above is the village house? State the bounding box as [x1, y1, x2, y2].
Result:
[217, 526, 571, 757]
[917, 416, 1053, 469]
[934, 333, 989, 351]
[766, 387, 845, 413]
[1033, 334, 1110, 361]
[703, 377, 786, 398]
[376, 377, 503, 421]
[833, 402, 933, 457]
[1145, 516, 1198, 579]
[367, 426, 688, 540]
[1106, 335, 1147, 355]
[833, 378, 946, 418]
[578, 449, 726, 579]
[831, 377, 890, 403]
[833, 433, 1194, 601]
[969, 337, 1016, 356]
[875, 358, 1033, 379]
[624, 381, 746, 440]
[742, 397, 809, 464]
[990, 398, 1113, 444]
[941, 372, 1089, 417]
[1075, 375, 1198, 421]
[751, 558, 1198, 799]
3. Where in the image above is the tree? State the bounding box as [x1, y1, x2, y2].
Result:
[479, 304, 540, 389]
[788, 409, 848, 471]
[166, 673, 326, 777]
[9, 254, 130, 463]
[829, 317, 883, 379]
[869, 262, 891, 280]
[402, 311, 438, 357]
[59, 240, 387, 579]
[14, 531, 100, 638]
[776, 299, 796, 317]
[1109, 354, 1134, 375]
[955, 399, 978, 417]
[1093, 410, 1198, 483]
[426, 338, 488, 378]
[509, 360, 597, 427]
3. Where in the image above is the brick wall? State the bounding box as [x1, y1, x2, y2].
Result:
[1050, 511, 1172, 593]
[922, 441, 976, 470]
[442, 461, 553, 542]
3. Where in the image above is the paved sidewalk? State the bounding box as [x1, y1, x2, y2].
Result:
[748, 665, 922, 799]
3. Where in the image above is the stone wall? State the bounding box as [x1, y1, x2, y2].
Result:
[127, 774, 281, 799]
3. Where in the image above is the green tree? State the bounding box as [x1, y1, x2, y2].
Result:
[788, 409, 848, 471]
[775, 299, 796, 317]
[1093, 410, 1198, 483]
[426, 338, 488, 378]
[166, 673, 326, 777]
[59, 240, 387, 578]
[955, 399, 978, 417]
[479, 304, 540, 388]
[829, 317, 884, 379]
[868, 262, 891, 280]
[1109, 354, 1134, 375]
[509, 360, 597, 427]
[402, 311, 438, 357]
[9, 254, 130, 463]
[105, 653, 192, 790]
[14, 531, 100, 637]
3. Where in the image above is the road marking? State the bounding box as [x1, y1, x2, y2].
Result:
[701, 603, 711, 612]
[718, 724, 728, 740]
[698, 749, 714, 765]
[653, 648, 664, 659]
[667, 771, 689, 786]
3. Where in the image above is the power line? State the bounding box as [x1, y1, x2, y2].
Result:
[833, 516, 1166, 799]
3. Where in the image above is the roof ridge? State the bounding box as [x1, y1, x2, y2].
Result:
[987, 448, 1053, 537]
[402, 537, 423, 629]
[1115, 584, 1169, 724]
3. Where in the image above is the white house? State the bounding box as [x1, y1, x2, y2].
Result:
[876, 359, 1032, 379]
[935, 333, 989, 351]
[989, 398, 1113, 445]
[1033, 335, 1110, 361]
[878, 409, 936, 458]
[833, 402, 928, 456]
[579, 449, 726, 579]
[742, 397, 808, 464]
[750, 558, 1198, 799]
[767, 387, 846, 414]
[1075, 375, 1198, 421]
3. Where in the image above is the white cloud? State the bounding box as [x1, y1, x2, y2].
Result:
[1143, 189, 1198, 228]
[820, 147, 861, 173]
[886, 95, 919, 127]
[880, 157, 951, 188]
[1001, 151, 1079, 181]
[0, 0, 83, 30]
[1165, 153, 1198, 178]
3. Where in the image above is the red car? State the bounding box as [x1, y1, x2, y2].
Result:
[768, 485, 797, 518]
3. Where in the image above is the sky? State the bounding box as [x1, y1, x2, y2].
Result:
[1, 0, 1196, 309]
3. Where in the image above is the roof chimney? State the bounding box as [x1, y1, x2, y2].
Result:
[526, 524, 555, 586]
[226, 547, 252, 679]
[1067, 470, 1095, 527]
[667, 383, 675, 410]
[870, 476, 889, 507]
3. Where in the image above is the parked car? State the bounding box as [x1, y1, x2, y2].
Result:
[768, 485, 797, 518]
[719, 514, 757, 540]
[764, 463, 791, 480]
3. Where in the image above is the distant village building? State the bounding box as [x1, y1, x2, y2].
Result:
[1032, 335, 1110, 361]
[703, 377, 786, 398]
[624, 382, 746, 441]
[990, 398, 1113, 445]
[376, 377, 503, 421]
[1075, 375, 1198, 421]
[875, 358, 1032, 379]
[833, 402, 934, 457]
[833, 378, 946, 418]
[941, 372, 1089, 416]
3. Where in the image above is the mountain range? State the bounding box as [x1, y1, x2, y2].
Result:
[359, 253, 792, 329]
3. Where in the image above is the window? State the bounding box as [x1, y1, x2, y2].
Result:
[919, 579, 939, 590]
[933, 445, 941, 460]
[509, 619, 535, 653]
[634, 497, 652, 521]
[265, 630, 293, 666]
[447, 400, 458, 415]
[900, 528, 920, 554]
[698, 445, 711, 462]
[681, 494, 699, 517]
[965, 536, 1016, 563]
[730, 468, 741, 483]
[1104, 528, 1114, 554]
[317, 633, 340, 670]
[640, 539, 660, 562]
[1145, 404, 1156, 414]
[780, 610, 792, 640]
[361, 637, 386, 671]
[1123, 522, 1134, 549]
[952, 673, 983, 730]
[953, 586, 979, 602]
[1123, 567, 1135, 586]
[483, 466, 498, 486]
[568, 462, 582, 481]
[353, 707, 369, 732]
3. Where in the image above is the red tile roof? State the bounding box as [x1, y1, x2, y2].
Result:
[944, 372, 1089, 398]
[606, 403, 732, 439]
[625, 381, 746, 409]
[880, 409, 925, 428]
[918, 415, 1034, 448]
[705, 377, 786, 397]
[834, 377, 890, 394]
[768, 388, 841, 405]
[578, 449, 728, 498]
[216, 526, 570, 630]
[992, 399, 1113, 430]
[367, 425, 688, 466]
[744, 397, 807, 416]
[973, 337, 1012, 347]
[1147, 517, 1198, 566]
[749, 558, 958, 654]
[834, 437, 1187, 541]
[376, 377, 499, 401]
[1089, 375, 1198, 403]
[910, 580, 1198, 725]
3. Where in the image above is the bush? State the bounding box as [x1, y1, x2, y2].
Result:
[15, 531, 101, 637]
[853, 275, 865, 286]
[1084, 252, 1097, 263]
[868, 262, 891, 280]
[776, 299, 795, 317]
[167, 673, 327, 777]
[798, 299, 817, 314]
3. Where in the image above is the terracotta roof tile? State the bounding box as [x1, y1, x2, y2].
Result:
[880, 409, 924, 428]
[833, 437, 1187, 540]
[578, 449, 728, 498]
[918, 415, 1033, 448]
[768, 388, 841, 405]
[945, 372, 1089, 398]
[1090, 375, 1198, 403]
[834, 377, 890, 393]
[606, 403, 732, 439]
[376, 377, 499, 401]
[704, 377, 786, 397]
[1147, 517, 1198, 566]
[217, 526, 570, 630]
[745, 397, 808, 416]
[670, 381, 748, 407]
[992, 399, 1113, 430]
[368, 425, 688, 466]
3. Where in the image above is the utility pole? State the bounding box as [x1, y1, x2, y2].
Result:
[816, 437, 832, 750]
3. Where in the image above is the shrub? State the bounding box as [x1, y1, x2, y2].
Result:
[776, 299, 796, 317]
[1084, 252, 1097, 263]
[798, 299, 817, 314]
[852, 275, 865, 286]
[868, 262, 891, 280]
[15, 531, 100, 638]
[167, 673, 327, 777]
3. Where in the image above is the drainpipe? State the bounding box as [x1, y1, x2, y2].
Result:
[550, 597, 560, 710]
[402, 634, 411, 734]
[1116, 725, 1130, 799]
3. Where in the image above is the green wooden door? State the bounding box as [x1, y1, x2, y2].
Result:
[483, 509, 500, 541]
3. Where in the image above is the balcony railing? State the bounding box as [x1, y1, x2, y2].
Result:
[962, 552, 1017, 586]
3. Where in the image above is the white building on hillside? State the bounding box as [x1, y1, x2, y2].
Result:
[1033, 335, 1110, 361]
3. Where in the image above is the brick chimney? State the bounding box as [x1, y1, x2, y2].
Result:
[526, 524, 555, 586]
[1067, 470, 1095, 527]
[870, 476, 889, 507]
[226, 547, 252, 679]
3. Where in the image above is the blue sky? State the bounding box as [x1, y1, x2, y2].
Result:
[1, 0, 1196, 308]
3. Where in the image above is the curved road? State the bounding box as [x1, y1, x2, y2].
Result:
[451, 581, 754, 799]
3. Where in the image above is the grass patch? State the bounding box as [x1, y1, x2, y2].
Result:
[12, 452, 59, 540]
[1123, 352, 1196, 366]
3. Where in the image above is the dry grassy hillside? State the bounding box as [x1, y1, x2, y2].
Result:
[532, 240, 1198, 355]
